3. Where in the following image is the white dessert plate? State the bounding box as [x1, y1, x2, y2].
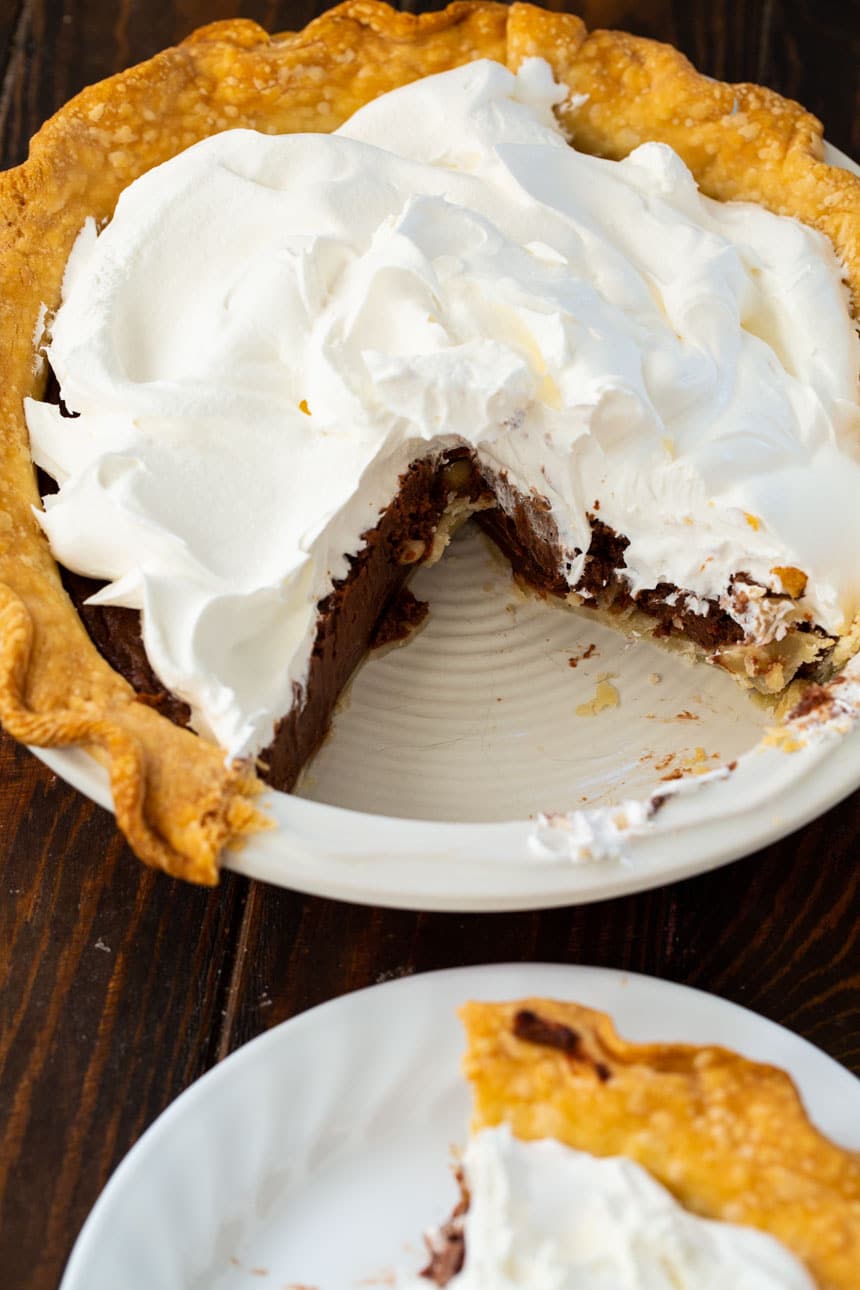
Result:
[59, 962, 860, 1290]
[32, 146, 860, 911]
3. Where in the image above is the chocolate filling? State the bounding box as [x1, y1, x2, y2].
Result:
[513, 1007, 613, 1083]
[370, 585, 429, 650]
[60, 566, 193, 727]
[787, 681, 832, 720]
[41, 399, 807, 788]
[261, 452, 475, 788]
[422, 1172, 469, 1287]
[513, 1007, 582, 1054]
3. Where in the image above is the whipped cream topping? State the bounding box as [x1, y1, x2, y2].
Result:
[412, 1126, 815, 1290]
[529, 799, 655, 863]
[27, 57, 860, 760]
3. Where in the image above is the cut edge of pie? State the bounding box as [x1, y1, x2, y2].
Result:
[459, 997, 860, 1290]
[1, 0, 859, 880]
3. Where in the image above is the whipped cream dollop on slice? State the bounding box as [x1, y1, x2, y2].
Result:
[27, 57, 860, 760]
[411, 1125, 815, 1290]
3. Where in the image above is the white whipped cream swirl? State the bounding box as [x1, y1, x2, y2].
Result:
[26, 58, 860, 759]
[408, 1126, 815, 1290]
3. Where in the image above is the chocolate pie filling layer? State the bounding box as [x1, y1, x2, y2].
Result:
[48, 434, 818, 791]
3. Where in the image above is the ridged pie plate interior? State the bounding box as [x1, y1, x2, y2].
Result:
[31, 145, 860, 910]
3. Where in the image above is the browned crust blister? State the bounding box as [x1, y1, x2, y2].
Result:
[461, 998, 860, 1290]
[0, 1, 858, 880]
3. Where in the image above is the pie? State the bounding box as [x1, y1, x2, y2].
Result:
[1, 1, 859, 881]
[409, 998, 860, 1289]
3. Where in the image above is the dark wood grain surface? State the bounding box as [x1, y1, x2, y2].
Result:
[1, 2, 859, 1286]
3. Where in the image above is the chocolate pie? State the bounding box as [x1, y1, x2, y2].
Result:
[1, 1, 859, 880]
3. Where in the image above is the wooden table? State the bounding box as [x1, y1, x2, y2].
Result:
[1, 2, 858, 1285]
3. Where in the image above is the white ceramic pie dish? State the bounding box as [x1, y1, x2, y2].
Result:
[34, 523, 860, 910]
[58, 962, 860, 1290]
[31, 144, 860, 911]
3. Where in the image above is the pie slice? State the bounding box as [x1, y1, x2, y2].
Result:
[448, 998, 860, 1290]
[2, 1, 859, 880]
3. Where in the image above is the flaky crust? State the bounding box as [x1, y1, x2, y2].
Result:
[1, 1, 858, 879]
[461, 998, 860, 1290]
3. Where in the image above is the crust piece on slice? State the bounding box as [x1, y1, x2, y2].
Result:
[460, 998, 860, 1290]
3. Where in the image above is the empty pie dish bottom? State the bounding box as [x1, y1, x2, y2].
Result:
[34, 521, 860, 911]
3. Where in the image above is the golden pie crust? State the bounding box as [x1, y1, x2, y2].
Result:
[1, 0, 858, 881]
[461, 998, 860, 1290]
